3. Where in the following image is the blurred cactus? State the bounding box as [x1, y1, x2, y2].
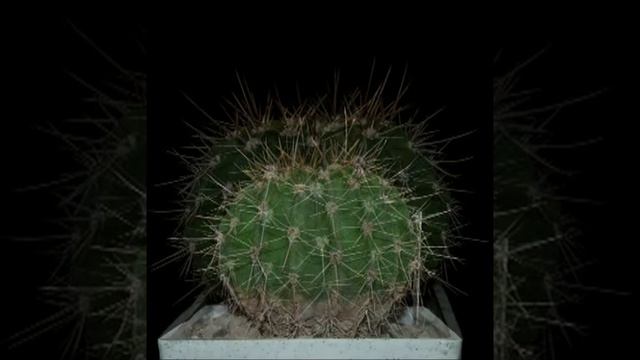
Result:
[493, 51, 597, 359]
[7, 24, 146, 359]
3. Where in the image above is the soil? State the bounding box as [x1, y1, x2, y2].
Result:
[174, 304, 454, 340]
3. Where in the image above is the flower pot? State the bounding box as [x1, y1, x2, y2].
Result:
[158, 284, 462, 359]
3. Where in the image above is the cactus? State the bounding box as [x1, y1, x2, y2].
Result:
[7, 25, 146, 359]
[493, 51, 595, 359]
[174, 82, 459, 337]
[217, 162, 418, 336]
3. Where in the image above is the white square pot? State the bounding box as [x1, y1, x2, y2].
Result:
[158, 284, 461, 359]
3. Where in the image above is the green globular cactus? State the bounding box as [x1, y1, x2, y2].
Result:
[217, 163, 419, 336]
[173, 83, 460, 337]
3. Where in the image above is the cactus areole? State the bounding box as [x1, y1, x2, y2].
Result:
[179, 91, 455, 337]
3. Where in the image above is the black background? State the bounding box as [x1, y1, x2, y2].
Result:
[1, 10, 636, 360]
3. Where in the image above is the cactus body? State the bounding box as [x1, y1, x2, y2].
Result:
[177, 87, 457, 337]
[216, 164, 417, 335]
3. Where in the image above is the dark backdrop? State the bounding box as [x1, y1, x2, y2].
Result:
[2, 11, 636, 360]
